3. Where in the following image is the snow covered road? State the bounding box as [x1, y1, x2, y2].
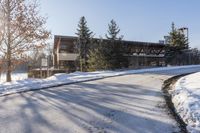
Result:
[0, 67, 200, 133]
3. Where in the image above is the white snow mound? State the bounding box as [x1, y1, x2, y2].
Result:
[172, 72, 200, 133]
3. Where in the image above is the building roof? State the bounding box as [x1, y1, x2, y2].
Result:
[53, 35, 166, 50]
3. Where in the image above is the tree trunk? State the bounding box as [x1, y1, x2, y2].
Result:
[6, 0, 12, 82]
[6, 39, 12, 82]
[6, 62, 11, 82]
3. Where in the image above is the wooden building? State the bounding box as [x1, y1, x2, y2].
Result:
[53, 35, 167, 71]
[53, 35, 78, 71]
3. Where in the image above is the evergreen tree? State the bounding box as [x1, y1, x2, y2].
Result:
[168, 22, 188, 49]
[88, 20, 128, 71]
[105, 19, 128, 69]
[88, 39, 109, 71]
[106, 20, 120, 40]
[76, 16, 93, 71]
[165, 22, 189, 65]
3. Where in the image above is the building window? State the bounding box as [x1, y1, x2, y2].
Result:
[60, 43, 75, 53]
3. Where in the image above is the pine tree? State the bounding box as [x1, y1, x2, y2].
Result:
[105, 19, 127, 69]
[76, 16, 93, 71]
[88, 20, 128, 71]
[165, 22, 189, 65]
[106, 20, 120, 40]
[88, 39, 109, 71]
[168, 22, 188, 49]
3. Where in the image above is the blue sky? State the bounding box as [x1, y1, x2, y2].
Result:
[40, 0, 200, 48]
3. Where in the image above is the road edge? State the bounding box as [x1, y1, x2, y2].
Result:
[162, 73, 192, 133]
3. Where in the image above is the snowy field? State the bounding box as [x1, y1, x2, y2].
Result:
[0, 72, 28, 83]
[0, 65, 200, 96]
[171, 72, 200, 133]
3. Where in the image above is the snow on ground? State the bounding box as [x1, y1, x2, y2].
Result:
[171, 72, 200, 133]
[0, 72, 27, 83]
[0, 73, 179, 133]
[0, 65, 200, 96]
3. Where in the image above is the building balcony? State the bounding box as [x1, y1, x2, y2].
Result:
[58, 53, 78, 61]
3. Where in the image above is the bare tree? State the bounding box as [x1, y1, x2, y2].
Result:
[0, 0, 50, 81]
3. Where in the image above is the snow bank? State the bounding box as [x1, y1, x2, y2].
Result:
[0, 65, 200, 96]
[171, 72, 200, 133]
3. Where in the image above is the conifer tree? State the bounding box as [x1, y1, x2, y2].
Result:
[105, 19, 128, 69]
[88, 20, 128, 71]
[106, 20, 120, 40]
[168, 22, 188, 49]
[165, 22, 189, 65]
[88, 38, 109, 71]
[76, 16, 93, 71]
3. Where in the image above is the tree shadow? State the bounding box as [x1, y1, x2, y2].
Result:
[0, 79, 178, 133]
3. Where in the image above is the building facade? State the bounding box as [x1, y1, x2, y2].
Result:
[53, 35, 78, 71]
[53, 35, 167, 71]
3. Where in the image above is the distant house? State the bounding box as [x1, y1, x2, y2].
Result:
[53, 35, 166, 71]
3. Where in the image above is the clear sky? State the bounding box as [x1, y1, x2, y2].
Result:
[40, 0, 200, 48]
